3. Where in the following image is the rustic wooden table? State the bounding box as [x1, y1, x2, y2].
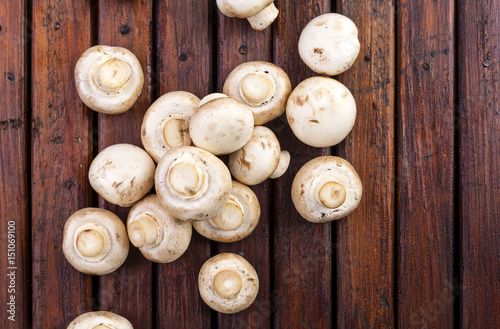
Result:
[1, 0, 499, 328]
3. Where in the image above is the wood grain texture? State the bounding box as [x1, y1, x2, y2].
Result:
[458, 0, 500, 327]
[96, 1, 154, 328]
[31, 0, 93, 327]
[336, 0, 396, 327]
[0, 0, 30, 327]
[397, 0, 455, 327]
[272, 2, 333, 328]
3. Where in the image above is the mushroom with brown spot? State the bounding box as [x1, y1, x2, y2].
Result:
[216, 0, 279, 31]
[67, 311, 133, 329]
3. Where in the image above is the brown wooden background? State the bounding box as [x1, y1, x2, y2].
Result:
[1, 0, 499, 328]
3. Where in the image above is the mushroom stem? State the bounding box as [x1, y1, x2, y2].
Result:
[76, 229, 105, 258]
[214, 270, 243, 298]
[212, 197, 245, 231]
[168, 162, 206, 197]
[246, 2, 279, 31]
[163, 115, 191, 148]
[239, 72, 275, 106]
[128, 214, 160, 248]
[94, 58, 133, 92]
[319, 181, 347, 209]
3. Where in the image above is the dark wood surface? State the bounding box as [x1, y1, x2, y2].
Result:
[1, 0, 499, 328]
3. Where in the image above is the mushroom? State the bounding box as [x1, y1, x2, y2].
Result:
[269, 150, 290, 179]
[189, 97, 254, 155]
[127, 194, 192, 263]
[286, 77, 356, 148]
[216, 0, 279, 31]
[155, 146, 232, 221]
[63, 208, 129, 275]
[67, 311, 133, 329]
[141, 91, 200, 163]
[199, 93, 228, 107]
[75, 45, 144, 114]
[223, 61, 292, 125]
[193, 181, 260, 243]
[229, 126, 280, 186]
[89, 144, 155, 207]
[298, 13, 360, 75]
[291, 156, 362, 223]
[198, 253, 259, 313]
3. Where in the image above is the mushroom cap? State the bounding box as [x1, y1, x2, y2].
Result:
[127, 194, 192, 263]
[229, 126, 280, 186]
[89, 144, 156, 207]
[189, 97, 254, 155]
[198, 253, 259, 314]
[291, 156, 362, 223]
[286, 77, 356, 148]
[216, 0, 274, 18]
[223, 61, 291, 125]
[141, 91, 200, 163]
[199, 93, 228, 107]
[298, 13, 360, 76]
[67, 311, 133, 329]
[63, 208, 129, 275]
[193, 181, 260, 243]
[155, 146, 232, 221]
[75, 45, 144, 114]
[270, 150, 291, 179]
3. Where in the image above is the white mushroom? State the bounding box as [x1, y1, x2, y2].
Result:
[199, 93, 228, 107]
[217, 0, 279, 31]
[67, 311, 133, 329]
[89, 144, 155, 207]
[63, 208, 129, 275]
[141, 91, 200, 163]
[189, 97, 254, 155]
[298, 13, 360, 75]
[75, 45, 144, 114]
[270, 150, 290, 179]
[155, 146, 232, 221]
[286, 77, 356, 147]
[198, 253, 259, 313]
[291, 156, 362, 223]
[193, 181, 260, 243]
[223, 61, 292, 125]
[229, 126, 280, 186]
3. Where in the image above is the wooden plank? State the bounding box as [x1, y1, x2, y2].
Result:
[458, 0, 500, 327]
[31, 0, 93, 327]
[396, 0, 455, 327]
[272, 2, 333, 328]
[155, 1, 214, 328]
[96, 1, 154, 328]
[216, 15, 272, 329]
[0, 0, 30, 327]
[336, 0, 396, 327]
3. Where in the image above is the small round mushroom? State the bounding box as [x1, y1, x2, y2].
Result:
[67, 311, 133, 329]
[75, 45, 144, 114]
[193, 181, 260, 243]
[229, 126, 280, 186]
[298, 13, 360, 75]
[63, 208, 129, 275]
[217, 0, 279, 31]
[141, 91, 200, 163]
[286, 77, 356, 148]
[89, 144, 155, 207]
[223, 61, 292, 125]
[155, 146, 232, 221]
[199, 93, 228, 107]
[291, 156, 362, 223]
[127, 194, 192, 263]
[270, 150, 290, 179]
[198, 253, 259, 313]
[189, 97, 254, 155]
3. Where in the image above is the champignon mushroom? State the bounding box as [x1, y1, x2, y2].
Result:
[229, 126, 280, 186]
[75, 45, 144, 114]
[298, 13, 360, 75]
[155, 146, 232, 221]
[199, 93, 228, 107]
[63, 208, 129, 275]
[216, 0, 279, 31]
[286, 77, 356, 148]
[270, 150, 290, 179]
[189, 97, 254, 155]
[291, 156, 362, 223]
[127, 194, 192, 263]
[198, 253, 259, 313]
[89, 144, 155, 207]
[223, 61, 292, 125]
[67, 311, 133, 329]
[193, 181, 260, 243]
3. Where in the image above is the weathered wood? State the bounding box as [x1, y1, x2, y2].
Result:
[31, 0, 93, 327]
[396, 0, 455, 327]
[458, 0, 500, 327]
[336, 0, 396, 327]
